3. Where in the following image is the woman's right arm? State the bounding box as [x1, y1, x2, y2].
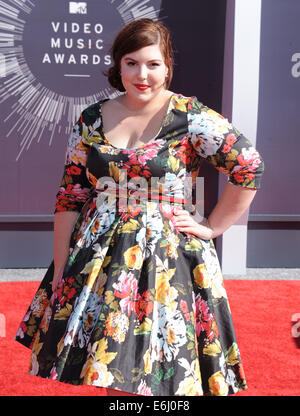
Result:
[52, 211, 79, 291]
[52, 109, 95, 291]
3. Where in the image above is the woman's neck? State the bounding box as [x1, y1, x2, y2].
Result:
[119, 89, 173, 115]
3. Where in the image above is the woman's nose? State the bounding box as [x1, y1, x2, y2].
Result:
[137, 65, 147, 80]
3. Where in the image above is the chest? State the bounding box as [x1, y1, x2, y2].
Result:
[101, 108, 166, 149]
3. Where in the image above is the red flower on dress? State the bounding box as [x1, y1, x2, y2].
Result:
[194, 294, 219, 341]
[135, 290, 154, 321]
[56, 276, 77, 307]
[222, 144, 231, 154]
[236, 148, 261, 169]
[225, 133, 237, 146]
[66, 165, 82, 175]
[126, 164, 152, 179]
[180, 300, 190, 321]
[177, 137, 194, 164]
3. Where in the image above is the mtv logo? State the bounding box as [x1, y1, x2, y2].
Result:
[69, 2, 87, 14]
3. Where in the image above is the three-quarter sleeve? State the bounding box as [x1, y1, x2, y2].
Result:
[187, 97, 264, 189]
[54, 112, 93, 213]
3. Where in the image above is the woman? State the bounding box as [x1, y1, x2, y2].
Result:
[15, 18, 264, 396]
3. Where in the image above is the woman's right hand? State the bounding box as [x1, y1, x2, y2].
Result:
[53, 211, 79, 293]
[52, 269, 64, 292]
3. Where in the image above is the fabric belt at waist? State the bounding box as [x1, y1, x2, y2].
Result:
[96, 184, 195, 206]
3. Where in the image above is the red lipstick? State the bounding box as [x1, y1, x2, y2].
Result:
[134, 84, 150, 91]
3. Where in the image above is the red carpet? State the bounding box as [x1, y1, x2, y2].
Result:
[0, 280, 299, 396]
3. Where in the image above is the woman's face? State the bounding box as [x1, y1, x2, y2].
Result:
[119, 44, 169, 102]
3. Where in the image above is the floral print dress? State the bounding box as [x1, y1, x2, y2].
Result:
[15, 93, 264, 396]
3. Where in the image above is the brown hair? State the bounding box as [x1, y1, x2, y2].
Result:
[104, 18, 174, 92]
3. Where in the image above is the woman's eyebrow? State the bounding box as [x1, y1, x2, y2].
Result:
[124, 57, 163, 62]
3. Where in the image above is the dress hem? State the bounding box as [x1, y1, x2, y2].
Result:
[14, 337, 248, 397]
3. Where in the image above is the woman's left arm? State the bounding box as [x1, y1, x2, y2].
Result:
[173, 183, 256, 239]
[206, 182, 256, 238]
[176, 182, 256, 238]
[173, 97, 264, 239]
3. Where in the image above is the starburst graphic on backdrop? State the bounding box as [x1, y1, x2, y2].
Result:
[0, 0, 160, 160]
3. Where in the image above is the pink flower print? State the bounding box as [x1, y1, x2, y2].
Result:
[113, 270, 139, 316]
[194, 294, 212, 337]
[125, 146, 159, 164]
[237, 147, 261, 170]
[49, 366, 58, 380]
[137, 379, 153, 396]
[180, 300, 190, 321]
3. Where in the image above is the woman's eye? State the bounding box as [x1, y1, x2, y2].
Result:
[126, 62, 160, 67]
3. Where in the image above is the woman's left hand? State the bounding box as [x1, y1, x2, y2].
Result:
[172, 206, 214, 240]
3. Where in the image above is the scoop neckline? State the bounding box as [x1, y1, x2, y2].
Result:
[99, 92, 178, 151]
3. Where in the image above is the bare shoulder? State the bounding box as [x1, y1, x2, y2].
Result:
[101, 95, 125, 124]
[102, 95, 123, 111]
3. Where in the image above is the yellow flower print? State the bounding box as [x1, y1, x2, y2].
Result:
[104, 290, 115, 305]
[54, 303, 72, 321]
[57, 335, 65, 356]
[175, 358, 203, 395]
[208, 371, 229, 396]
[167, 327, 176, 344]
[118, 218, 139, 234]
[203, 339, 222, 357]
[206, 109, 231, 135]
[211, 271, 227, 299]
[173, 96, 189, 112]
[176, 375, 203, 395]
[82, 257, 108, 294]
[185, 237, 202, 252]
[93, 270, 108, 297]
[155, 257, 177, 309]
[80, 338, 117, 387]
[87, 170, 99, 187]
[143, 348, 153, 375]
[155, 272, 169, 304]
[193, 263, 211, 288]
[40, 303, 53, 333]
[102, 256, 111, 268]
[124, 245, 143, 269]
[95, 338, 117, 364]
[167, 155, 180, 172]
[31, 330, 43, 356]
[105, 311, 129, 343]
[84, 131, 101, 145]
[155, 272, 178, 310]
[28, 331, 43, 376]
[81, 122, 89, 139]
[109, 162, 122, 183]
[75, 141, 90, 165]
[225, 342, 240, 366]
[31, 288, 48, 318]
[164, 226, 180, 259]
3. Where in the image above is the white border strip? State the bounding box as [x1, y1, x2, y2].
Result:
[219, 0, 262, 275]
[232, 0, 262, 146]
